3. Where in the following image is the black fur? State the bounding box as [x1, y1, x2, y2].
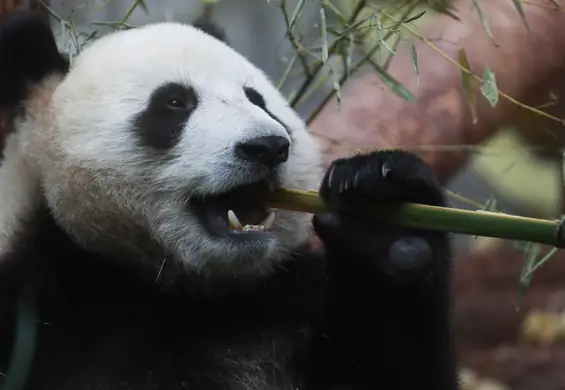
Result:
[0, 11, 67, 164]
[132, 82, 199, 150]
[0, 11, 68, 109]
[244, 87, 291, 135]
[0, 11, 459, 390]
[192, 19, 227, 43]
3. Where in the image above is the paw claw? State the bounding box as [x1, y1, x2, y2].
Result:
[327, 166, 336, 189]
[352, 172, 360, 188]
[381, 162, 391, 178]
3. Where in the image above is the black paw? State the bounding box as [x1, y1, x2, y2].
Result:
[318, 150, 443, 208]
[313, 150, 446, 281]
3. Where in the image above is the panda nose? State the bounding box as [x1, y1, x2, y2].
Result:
[235, 136, 290, 167]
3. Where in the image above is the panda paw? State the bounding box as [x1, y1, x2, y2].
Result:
[312, 150, 446, 281]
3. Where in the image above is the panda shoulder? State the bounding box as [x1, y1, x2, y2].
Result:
[0, 11, 66, 259]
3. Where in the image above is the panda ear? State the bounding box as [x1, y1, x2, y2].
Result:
[0, 11, 68, 110]
[192, 19, 229, 45]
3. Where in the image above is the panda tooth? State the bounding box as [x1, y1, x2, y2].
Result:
[227, 210, 243, 230]
[260, 211, 276, 230]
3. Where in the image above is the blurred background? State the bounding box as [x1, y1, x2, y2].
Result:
[3, 1, 565, 389]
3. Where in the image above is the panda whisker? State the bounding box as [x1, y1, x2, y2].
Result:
[155, 257, 167, 282]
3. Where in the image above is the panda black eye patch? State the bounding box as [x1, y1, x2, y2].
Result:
[132, 82, 199, 150]
[244, 87, 266, 109]
[243, 86, 290, 135]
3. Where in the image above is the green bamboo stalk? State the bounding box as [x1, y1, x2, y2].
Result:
[264, 188, 565, 248]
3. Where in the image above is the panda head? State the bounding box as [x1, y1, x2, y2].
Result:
[0, 12, 322, 281]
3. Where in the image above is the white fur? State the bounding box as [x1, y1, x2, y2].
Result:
[0, 76, 63, 256]
[0, 131, 40, 253]
[20, 22, 322, 280]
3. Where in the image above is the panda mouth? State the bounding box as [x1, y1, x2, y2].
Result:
[189, 180, 276, 236]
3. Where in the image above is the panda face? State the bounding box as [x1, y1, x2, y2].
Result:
[27, 22, 322, 279]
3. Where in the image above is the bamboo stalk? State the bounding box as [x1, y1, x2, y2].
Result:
[264, 188, 565, 248]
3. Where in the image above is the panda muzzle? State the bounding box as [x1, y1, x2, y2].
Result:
[189, 180, 278, 235]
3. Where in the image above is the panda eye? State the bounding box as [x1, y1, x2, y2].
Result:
[165, 98, 187, 109]
[244, 87, 266, 110]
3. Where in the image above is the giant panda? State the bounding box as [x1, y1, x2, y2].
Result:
[0, 10, 458, 390]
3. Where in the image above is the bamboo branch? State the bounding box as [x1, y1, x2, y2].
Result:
[264, 188, 565, 248]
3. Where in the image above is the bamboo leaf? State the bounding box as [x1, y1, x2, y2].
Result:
[403, 10, 427, 24]
[410, 40, 419, 84]
[480, 65, 499, 107]
[320, 8, 329, 63]
[471, 0, 497, 45]
[374, 14, 395, 55]
[320, 0, 347, 23]
[518, 243, 540, 307]
[345, 33, 355, 78]
[121, 0, 148, 23]
[511, 0, 530, 31]
[319, 7, 342, 104]
[428, 0, 460, 20]
[287, 0, 307, 31]
[518, 245, 559, 303]
[525, 247, 559, 279]
[137, 0, 148, 12]
[457, 48, 478, 124]
[373, 63, 417, 103]
[335, 13, 374, 38]
[481, 196, 499, 212]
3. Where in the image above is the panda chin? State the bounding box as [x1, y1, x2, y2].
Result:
[188, 180, 277, 239]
